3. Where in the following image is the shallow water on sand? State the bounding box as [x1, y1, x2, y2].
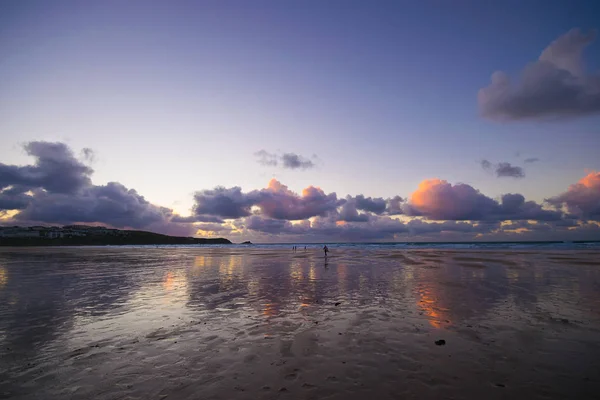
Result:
[1, 247, 600, 400]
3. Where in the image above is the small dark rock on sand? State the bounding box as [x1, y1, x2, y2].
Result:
[435, 339, 446, 346]
[335, 302, 341, 306]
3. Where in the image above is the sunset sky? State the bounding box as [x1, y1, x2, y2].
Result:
[1, 1, 600, 242]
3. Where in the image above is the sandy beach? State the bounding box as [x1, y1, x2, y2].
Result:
[1, 246, 599, 399]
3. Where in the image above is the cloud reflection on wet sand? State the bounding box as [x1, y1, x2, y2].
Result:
[1, 247, 599, 399]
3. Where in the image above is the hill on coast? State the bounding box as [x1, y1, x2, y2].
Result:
[0, 225, 231, 246]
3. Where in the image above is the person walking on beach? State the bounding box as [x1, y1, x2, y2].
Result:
[323, 245, 329, 257]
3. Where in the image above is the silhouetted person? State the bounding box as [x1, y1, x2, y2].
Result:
[323, 245, 329, 257]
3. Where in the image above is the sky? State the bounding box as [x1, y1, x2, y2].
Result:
[1, 0, 600, 242]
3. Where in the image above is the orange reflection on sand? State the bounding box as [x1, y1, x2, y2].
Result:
[263, 302, 278, 317]
[194, 255, 207, 268]
[0, 266, 7, 289]
[417, 287, 449, 329]
[290, 261, 303, 282]
[163, 271, 175, 291]
[309, 264, 316, 281]
[218, 255, 242, 278]
[160, 270, 188, 305]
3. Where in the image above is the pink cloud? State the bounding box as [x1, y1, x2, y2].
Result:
[547, 171, 600, 220]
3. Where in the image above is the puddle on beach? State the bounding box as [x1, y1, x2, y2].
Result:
[1, 247, 599, 399]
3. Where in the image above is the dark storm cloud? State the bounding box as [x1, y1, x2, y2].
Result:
[15, 183, 171, 229]
[338, 200, 370, 222]
[385, 195, 404, 215]
[0, 187, 32, 210]
[240, 215, 310, 235]
[479, 29, 600, 120]
[0, 141, 93, 194]
[546, 171, 600, 220]
[498, 193, 562, 221]
[255, 150, 316, 170]
[192, 186, 261, 219]
[336, 194, 393, 222]
[481, 159, 525, 178]
[353, 195, 387, 214]
[0, 142, 195, 236]
[338, 194, 402, 219]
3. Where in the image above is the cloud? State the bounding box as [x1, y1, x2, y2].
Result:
[0, 142, 194, 236]
[524, 157, 540, 164]
[495, 162, 525, 178]
[310, 215, 409, 241]
[171, 215, 224, 223]
[481, 159, 525, 178]
[353, 195, 387, 214]
[191, 179, 339, 221]
[239, 215, 311, 235]
[338, 200, 371, 222]
[81, 147, 95, 163]
[336, 194, 403, 222]
[546, 171, 600, 220]
[405, 219, 499, 235]
[195, 222, 233, 233]
[0, 141, 93, 194]
[255, 150, 316, 170]
[254, 150, 278, 167]
[4, 141, 600, 241]
[192, 187, 260, 219]
[479, 29, 600, 120]
[258, 179, 340, 220]
[281, 153, 314, 170]
[0, 186, 32, 210]
[385, 195, 404, 215]
[406, 178, 560, 221]
[498, 193, 561, 221]
[406, 179, 499, 220]
[16, 183, 171, 229]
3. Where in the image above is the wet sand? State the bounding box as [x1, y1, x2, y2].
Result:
[1, 247, 599, 399]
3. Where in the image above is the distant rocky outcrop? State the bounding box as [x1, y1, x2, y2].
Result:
[0, 226, 232, 246]
[241, 241, 253, 245]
